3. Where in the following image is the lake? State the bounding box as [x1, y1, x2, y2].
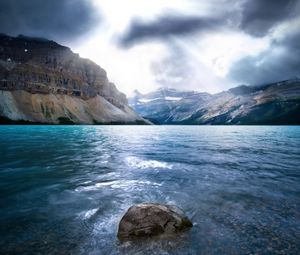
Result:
[0, 126, 299, 254]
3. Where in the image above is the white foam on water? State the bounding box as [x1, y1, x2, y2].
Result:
[75, 181, 116, 192]
[79, 208, 98, 219]
[125, 156, 172, 169]
[75, 180, 161, 192]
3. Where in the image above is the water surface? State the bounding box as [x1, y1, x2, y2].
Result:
[0, 126, 299, 254]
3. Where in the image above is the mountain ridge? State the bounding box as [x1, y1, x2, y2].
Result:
[129, 80, 300, 125]
[0, 34, 148, 124]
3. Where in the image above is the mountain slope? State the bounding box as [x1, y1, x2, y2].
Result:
[129, 80, 300, 125]
[0, 34, 147, 124]
[129, 88, 211, 124]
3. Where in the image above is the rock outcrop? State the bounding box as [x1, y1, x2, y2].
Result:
[129, 79, 300, 125]
[117, 203, 193, 240]
[0, 34, 147, 124]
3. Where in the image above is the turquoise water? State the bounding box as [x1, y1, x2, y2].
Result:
[0, 126, 299, 254]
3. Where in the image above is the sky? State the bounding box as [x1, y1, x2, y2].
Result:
[0, 0, 300, 96]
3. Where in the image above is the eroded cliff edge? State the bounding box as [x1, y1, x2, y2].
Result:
[0, 34, 147, 124]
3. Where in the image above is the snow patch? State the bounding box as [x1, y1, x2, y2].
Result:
[165, 96, 182, 101]
[138, 96, 181, 103]
[139, 98, 160, 103]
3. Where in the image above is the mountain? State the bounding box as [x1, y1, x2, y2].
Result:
[0, 34, 147, 124]
[129, 88, 211, 124]
[129, 80, 300, 125]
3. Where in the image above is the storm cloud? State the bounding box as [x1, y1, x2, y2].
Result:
[1, 0, 297, 93]
[119, 15, 224, 48]
[119, 0, 300, 46]
[116, 0, 300, 89]
[239, 0, 299, 37]
[228, 29, 300, 85]
[0, 0, 100, 43]
[228, 0, 300, 84]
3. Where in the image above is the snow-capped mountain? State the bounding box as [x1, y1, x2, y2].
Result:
[129, 80, 300, 125]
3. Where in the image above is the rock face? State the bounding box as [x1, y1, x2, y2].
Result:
[129, 79, 300, 125]
[117, 203, 193, 240]
[0, 34, 147, 124]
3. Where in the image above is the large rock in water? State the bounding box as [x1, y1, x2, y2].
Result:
[117, 203, 193, 240]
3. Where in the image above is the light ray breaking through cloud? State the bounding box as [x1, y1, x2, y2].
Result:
[1, 0, 299, 95]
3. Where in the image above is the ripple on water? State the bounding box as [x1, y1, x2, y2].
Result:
[1, 126, 300, 255]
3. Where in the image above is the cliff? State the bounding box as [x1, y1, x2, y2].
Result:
[129, 80, 300, 125]
[0, 34, 147, 124]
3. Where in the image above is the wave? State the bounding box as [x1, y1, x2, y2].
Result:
[125, 156, 173, 169]
[75, 179, 162, 192]
[80, 208, 98, 219]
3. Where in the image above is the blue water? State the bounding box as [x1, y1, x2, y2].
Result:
[0, 126, 299, 255]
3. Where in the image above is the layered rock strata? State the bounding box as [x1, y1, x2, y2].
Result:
[0, 34, 146, 124]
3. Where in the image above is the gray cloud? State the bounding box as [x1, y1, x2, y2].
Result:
[118, 0, 300, 87]
[119, 0, 300, 48]
[228, 29, 300, 85]
[119, 14, 224, 48]
[151, 44, 228, 92]
[240, 0, 299, 37]
[0, 0, 101, 43]
[151, 45, 191, 88]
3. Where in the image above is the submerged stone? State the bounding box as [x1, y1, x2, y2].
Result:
[117, 203, 193, 240]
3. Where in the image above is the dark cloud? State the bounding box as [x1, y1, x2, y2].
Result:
[117, 0, 299, 87]
[119, 0, 300, 48]
[119, 15, 223, 47]
[228, 30, 300, 85]
[240, 0, 299, 37]
[222, 0, 300, 84]
[0, 0, 100, 43]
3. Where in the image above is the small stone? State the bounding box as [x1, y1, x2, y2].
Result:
[117, 203, 193, 240]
